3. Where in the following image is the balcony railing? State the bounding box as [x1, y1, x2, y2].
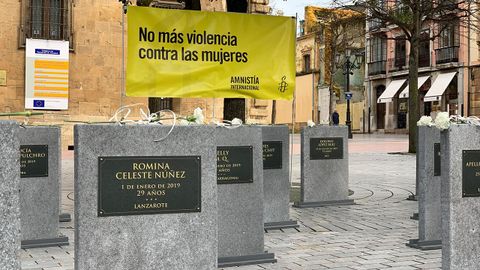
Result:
[388, 57, 407, 72]
[368, 60, 387, 76]
[435, 46, 459, 64]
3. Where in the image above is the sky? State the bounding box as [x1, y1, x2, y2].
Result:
[269, 0, 334, 20]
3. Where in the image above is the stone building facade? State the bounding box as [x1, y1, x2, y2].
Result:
[292, 6, 366, 129]
[365, 1, 480, 133]
[0, 0, 272, 149]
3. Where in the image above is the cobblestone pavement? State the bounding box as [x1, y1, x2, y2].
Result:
[21, 134, 441, 270]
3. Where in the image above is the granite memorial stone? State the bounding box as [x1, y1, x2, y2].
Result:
[0, 121, 20, 270]
[261, 125, 297, 230]
[441, 124, 480, 270]
[19, 126, 68, 248]
[407, 126, 441, 250]
[75, 124, 217, 270]
[294, 126, 353, 207]
[215, 126, 276, 267]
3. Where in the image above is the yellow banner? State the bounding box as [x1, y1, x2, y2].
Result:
[126, 6, 295, 100]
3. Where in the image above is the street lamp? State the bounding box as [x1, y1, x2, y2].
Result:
[335, 49, 364, 139]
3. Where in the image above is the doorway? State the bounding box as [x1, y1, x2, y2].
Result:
[223, 98, 246, 122]
[376, 85, 386, 129]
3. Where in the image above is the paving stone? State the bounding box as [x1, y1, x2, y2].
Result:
[20, 134, 442, 270]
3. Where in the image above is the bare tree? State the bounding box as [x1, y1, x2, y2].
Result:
[334, 0, 479, 153]
[313, 8, 366, 118]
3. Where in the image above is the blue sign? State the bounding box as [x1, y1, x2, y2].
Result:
[33, 100, 45, 108]
[35, 49, 60, 55]
[345, 92, 353, 100]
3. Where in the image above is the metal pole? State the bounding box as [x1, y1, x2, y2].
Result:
[362, 109, 365, 134]
[312, 36, 316, 122]
[345, 58, 353, 138]
[121, 3, 127, 107]
[290, 13, 298, 186]
[467, 0, 471, 116]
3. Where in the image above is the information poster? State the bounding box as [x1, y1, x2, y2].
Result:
[25, 39, 69, 110]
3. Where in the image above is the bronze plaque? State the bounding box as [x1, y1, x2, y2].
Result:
[20, 145, 48, 178]
[434, 143, 441, 176]
[263, 141, 282, 170]
[310, 137, 343, 160]
[217, 146, 253, 184]
[98, 156, 201, 217]
[462, 150, 480, 197]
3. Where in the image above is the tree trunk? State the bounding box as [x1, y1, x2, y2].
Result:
[408, 13, 421, 153]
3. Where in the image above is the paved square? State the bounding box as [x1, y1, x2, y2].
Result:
[21, 134, 442, 270]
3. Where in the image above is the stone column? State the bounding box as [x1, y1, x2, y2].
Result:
[74, 125, 218, 270]
[215, 126, 276, 267]
[19, 126, 69, 248]
[407, 126, 441, 250]
[261, 125, 297, 230]
[441, 124, 480, 269]
[0, 121, 20, 270]
[294, 125, 354, 207]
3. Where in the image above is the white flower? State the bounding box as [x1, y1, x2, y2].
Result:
[193, 108, 204, 124]
[245, 119, 256, 125]
[231, 118, 243, 125]
[434, 112, 451, 130]
[178, 119, 190, 126]
[307, 120, 315, 127]
[417, 116, 433, 127]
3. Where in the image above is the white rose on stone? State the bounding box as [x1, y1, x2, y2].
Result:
[307, 120, 315, 127]
[193, 108, 204, 124]
[434, 112, 451, 130]
[417, 116, 433, 127]
[231, 118, 243, 126]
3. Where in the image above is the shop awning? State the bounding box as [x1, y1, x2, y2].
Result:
[424, 72, 457, 102]
[398, 76, 430, 98]
[377, 79, 407, 103]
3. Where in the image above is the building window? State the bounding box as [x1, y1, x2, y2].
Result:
[303, 54, 311, 73]
[394, 36, 406, 67]
[369, 36, 386, 62]
[439, 22, 459, 48]
[21, 0, 73, 47]
[227, 0, 248, 13]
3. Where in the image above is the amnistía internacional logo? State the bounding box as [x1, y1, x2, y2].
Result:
[278, 75, 288, 93]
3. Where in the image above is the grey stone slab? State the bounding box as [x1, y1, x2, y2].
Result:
[74, 124, 217, 270]
[412, 126, 441, 248]
[0, 121, 20, 270]
[215, 126, 275, 265]
[441, 125, 480, 270]
[295, 126, 352, 206]
[19, 126, 65, 246]
[260, 125, 295, 228]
